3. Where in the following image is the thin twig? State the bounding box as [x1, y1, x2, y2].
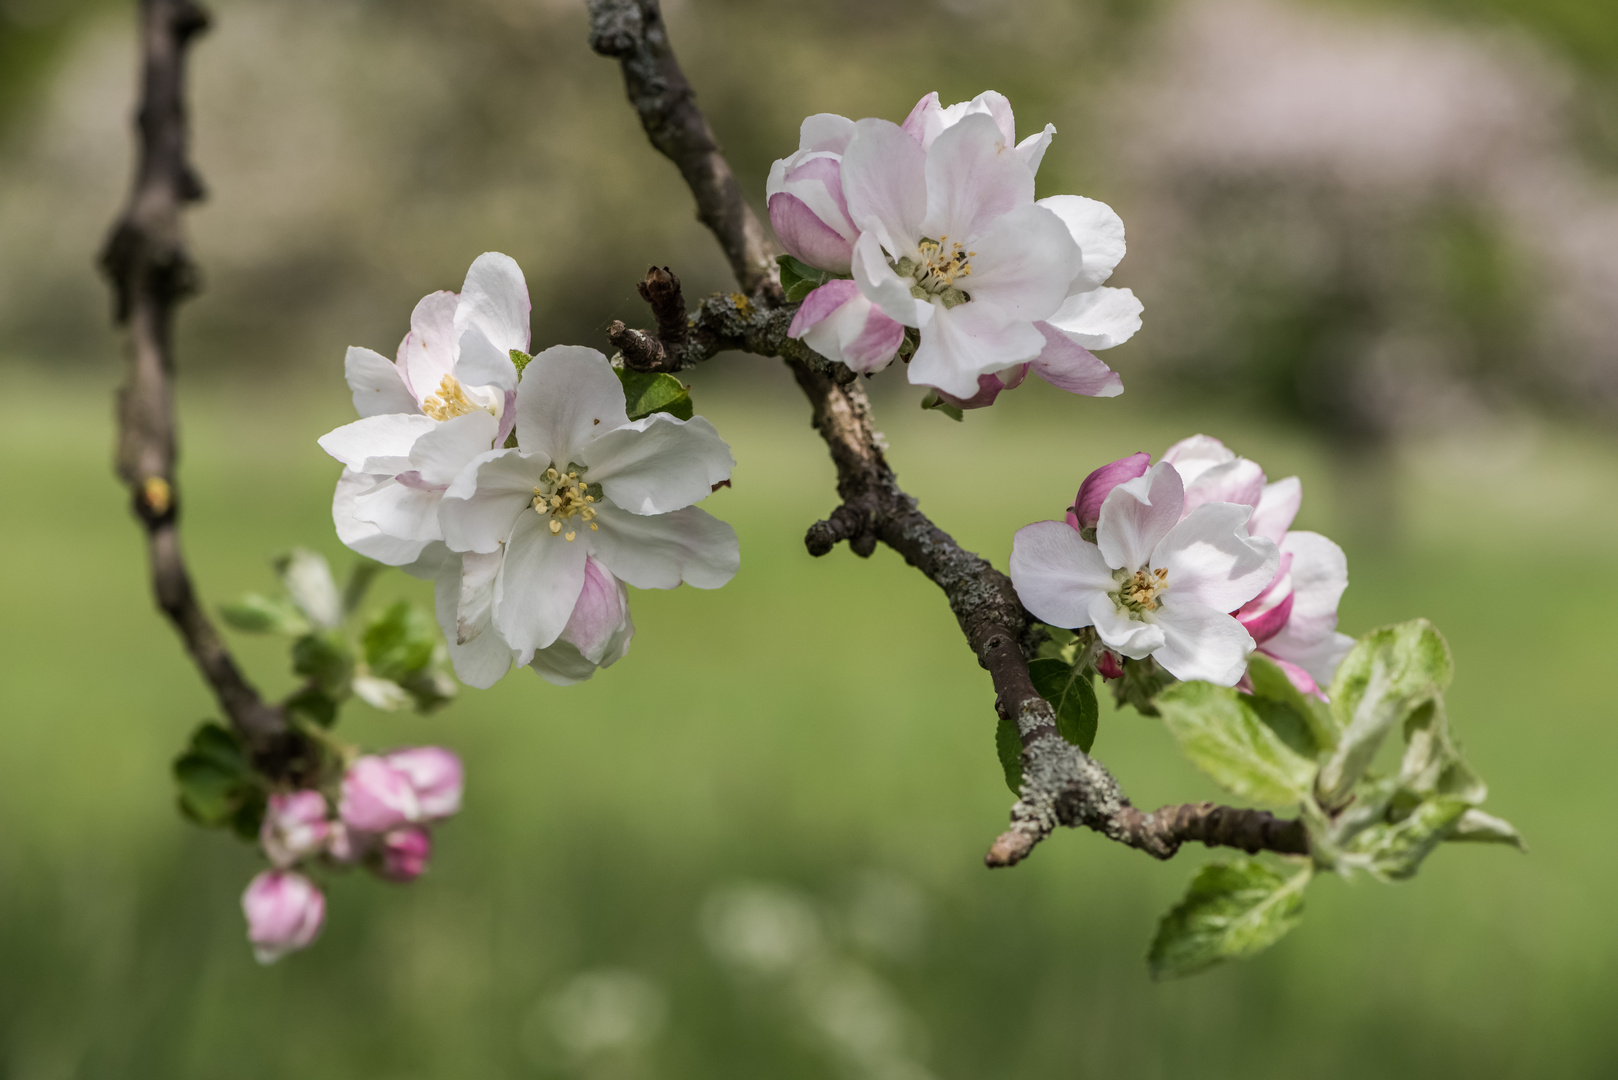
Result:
[584, 0, 1309, 865]
[99, 0, 292, 763]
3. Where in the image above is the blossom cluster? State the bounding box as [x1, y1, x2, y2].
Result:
[243, 747, 463, 963]
[768, 91, 1143, 407]
[318, 254, 740, 690]
[1010, 435, 1352, 692]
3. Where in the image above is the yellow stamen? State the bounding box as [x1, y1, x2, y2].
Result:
[421, 375, 481, 421]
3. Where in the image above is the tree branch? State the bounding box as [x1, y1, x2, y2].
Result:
[99, 0, 293, 764]
[592, 0, 1308, 867]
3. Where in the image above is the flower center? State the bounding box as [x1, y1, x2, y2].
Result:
[421, 375, 490, 422]
[894, 236, 974, 308]
[531, 465, 600, 542]
[1114, 567, 1168, 614]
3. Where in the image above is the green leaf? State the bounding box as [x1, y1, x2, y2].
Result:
[1156, 681, 1318, 806]
[400, 668, 457, 714]
[292, 629, 354, 695]
[229, 787, 268, 842]
[1340, 796, 1470, 881]
[615, 367, 694, 422]
[342, 559, 385, 616]
[1028, 657, 1099, 753]
[1148, 859, 1310, 980]
[1448, 808, 1527, 852]
[1109, 655, 1176, 716]
[995, 713, 1023, 796]
[1246, 655, 1337, 754]
[219, 593, 309, 636]
[776, 254, 833, 303]
[173, 722, 253, 828]
[918, 390, 964, 421]
[1398, 698, 1486, 805]
[1318, 620, 1453, 807]
[362, 600, 436, 682]
[284, 684, 339, 728]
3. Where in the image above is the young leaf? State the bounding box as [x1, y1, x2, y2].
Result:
[776, 254, 832, 303]
[1246, 655, 1337, 753]
[1318, 620, 1452, 807]
[219, 593, 310, 636]
[1448, 808, 1527, 852]
[1339, 795, 1470, 881]
[352, 673, 413, 712]
[400, 668, 457, 714]
[1110, 654, 1176, 716]
[173, 722, 253, 828]
[363, 600, 436, 682]
[1148, 859, 1310, 980]
[615, 368, 694, 422]
[1156, 681, 1317, 806]
[996, 713, 1023, 796]
[284, 684, 339, 728]
[1398, 698, 1486, 805]
[342, 559, 385, 616]
[1028, 657, 1099, 753]
[274, 548, 343, 630]
[292, 629, 354, 695]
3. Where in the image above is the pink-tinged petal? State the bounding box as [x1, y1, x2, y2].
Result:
[440, 449, 545, 554]
[1096, 651, 1125, 680]
[1030, 323, 1124, 398]
[776, 153, 853, 229]
[383, 747, 463, 820]
[1016, 123, 1056, 175]
[345, 346, 416, 418]
[799, 112, 856, 153]
[453, 322, 518, 394]
[260, 791, 331, 869]
[340, 757, 419, 833]
[769, 193, 855, 274]
[1181, 458, 1266, 517]
[1009, 520, 1116, 628]
[318, 413, 436, 474]
[1263, 531, 1349, 648]
[791, 280, 904, 374]
[957, 204, 1080, 321]
[932, 366, 1026, 410]
[456, 252, 531, 355]
[242, 871, 325, 964]
[900, 91, 941, 144]
[1152, 502, 1279, 612]
[842, 118, 927, 255]
[400, 291, 461, 405]
[334, 470, 430, 567]
[789, 278, 862, 336]
[1151, 598, 1255, 686]
[1250, 478, 1302, 544]
[515, 346, 630, 464]
[852, 232, 933, 328]
[1239, 588, 1294, 645]
[1036, 195, 1126, 289]
[1045, 286, 1143, 350]
[1259, 652, 1324, 699]
[586, 504, 739, 590]
[1161, 434, 1234, 482]
[586, 413, 735, 516]
[909, 302, 1045, 400]
[491, 509, 590, 654]
[922, 113, 1035, 243]
[1266, 632, 1355, 694]
[1090, 594, 1166, 659]
[559, 556, 631, 664]
[1095, 462, 1185, 572]
[1072, 451, 1151, 531]
[375, 826, 432, 882]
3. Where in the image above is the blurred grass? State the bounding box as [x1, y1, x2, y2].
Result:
[2, 357, 1615, 1078]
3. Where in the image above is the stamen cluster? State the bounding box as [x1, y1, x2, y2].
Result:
[532, 465, 599, 541]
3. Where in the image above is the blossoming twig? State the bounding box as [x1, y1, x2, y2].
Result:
[586, 0, 1311, 868]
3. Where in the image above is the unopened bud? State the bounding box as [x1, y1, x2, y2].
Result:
[1096, 651, 1125, 681]
[383, 746, 464, 821]
[340, 756, 419, 834]
[260, 790, 331, 868]
[1071, 452, 1152, 532]
[242, 870, 325, 964]
[374, 825, 432, 882]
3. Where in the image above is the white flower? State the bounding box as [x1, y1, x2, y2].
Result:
[900, 90, 1057, 173]
[438, 346, 738, 660]
[319, 252, 530, 566]
[1010, 463, 1278, 685]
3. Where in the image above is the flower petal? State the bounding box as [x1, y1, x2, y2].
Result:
[587, 504, 739, 590]
[453, 321, 519, 393]
[456, 252, 530, 355]
[852, 232, 933, 328]
[353, 477, 442, 543]
[1017, 123, 1057, 175]
[1073, 451, 1152, 531]
[1037, 195, 1126, 290]
[1152, 502, 1279, 612]
[1029, 323, 1124, 398]
[586, 413, 735, 515]
[410, 410, 498, 487]
[842, 118, 927, 256]
[1161, 434, 1234, 481]
[1181, 458, 1266, 517]
[922, 113, 1035, 243]
[1045, 286, 1142, 350]
[1090, 593, 1165, 658]
[799, 112, 855, 153]
[1250, 478, 1302, 545]
[769, 192, 856, 274]
[318, 413, 437, 474]
[900, 91, 941, 144]
[492, 509, 589, 653]
[333, 470, 430, 566]
[440, 449, 546, 554]
[1151, 598, 1255, 685]
[433, 554, 514, 689]
[909, 302, 1045, 399]
[1264, 531, 1348, 647]
[790, 280, 905, 374]
[1096, 461, 1185, 572]
[515, 345, 630, 463]
[400, 291, 460, 405]
[345, 346, 416, 418]
[957, 203, 1079, 321]
[560, 556, 630, 663]
[1009, 520, 1115, 628]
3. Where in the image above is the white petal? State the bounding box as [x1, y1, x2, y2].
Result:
[492, 510, 589, 653]
[433, 553, 514, 689]
[1037, 195, 1126, 289]
[1008, 520, 1114, 628]
[1180, 458, 1266, 517]
[318, 413, 436, 474]
[456, 549, 503, 646]
[1045, 286, 1142, 350]
[853, 232, 933, 328]
[1265, 631, 1355, 692]
[922, 113, 1035, 242]
[587, 504, 739, 590]
[1151, 598, 1255, 685]
[439, 449, 546, 554]
[1250, 478, 1302, 545]
[515, 346, 630, 464]
[1265, 531, 1348, 647]
[908, 302, 1044, 399]
[333, 470, 430, 566]
[456, 252, 530, 355]
[400, 291, 460, 405]
[453, 322, 518, 393]
[799, 112, 856, 153]
[353, 477, 442, 543]
[585, 413, 735, 516]
[1152, 502, 1279, 612]
[1090, 593, 1165, 658]
[1096, 462, 1185, 572]
[1161, 434, 1233, 480]
[842, 118, 927, 256]
[958, 203, 1079, 321]
[409, 410, 498, 487]
[344, 347, 416, 418]
[1016, 123, 1056, 175]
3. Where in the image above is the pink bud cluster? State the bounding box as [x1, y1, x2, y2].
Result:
[241, 747, 462, 964]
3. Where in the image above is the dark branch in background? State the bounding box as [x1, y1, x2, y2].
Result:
[585, 0, 1310, 866]
[99, 0, 297, 768]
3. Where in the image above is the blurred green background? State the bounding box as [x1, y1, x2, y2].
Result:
[4, 0, 1618, 1076]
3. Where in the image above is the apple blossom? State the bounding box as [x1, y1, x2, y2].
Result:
[438, 345, 738, 658]
[319, 252, 530, 567]
[383, 747, 464, 820]
[375, 826, 432, 883]
[1010, 462, 1278, 685]
[768, 113, 859, 275]
[901, 90, 1057, 173]
[339, 755, 419, 834]
[242, 870, 325, 964]
[260, 790, 331, 869]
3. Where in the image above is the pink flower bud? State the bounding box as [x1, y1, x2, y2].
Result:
[382, 746, 463, 821]
[557, 558, 631, 665]
[242, 870, 325, 964]
[374, 825, 432, 882]
[339, 756, 419, 834]
[1070, 452, 1151, 531]
[325, 821, 362, 864]
[260, 790, 331, 869]
[767, 152, 857, 274]
[1096, 651, 1125, 680]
